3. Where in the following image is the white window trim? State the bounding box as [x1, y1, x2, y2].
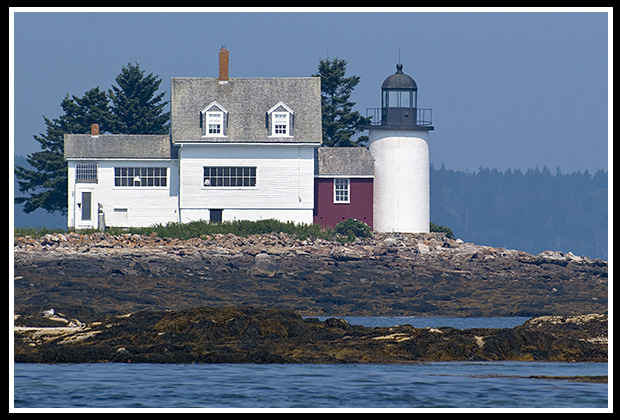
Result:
[201, 101, 228, 137]
[267, 101, 294, 138]
[272, 112, 290, 137]
[206, 112, 224, 136]
[333, 178, 350, 204]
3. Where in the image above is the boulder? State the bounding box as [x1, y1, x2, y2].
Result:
[417, 243, 430, 254]
[248, 253, 279, 278]
[329, 246, 368, 261]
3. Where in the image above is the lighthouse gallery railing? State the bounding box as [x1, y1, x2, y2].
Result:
[366, 108, 433, 127]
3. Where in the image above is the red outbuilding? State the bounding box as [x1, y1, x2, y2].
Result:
[313, 147, 374, 230]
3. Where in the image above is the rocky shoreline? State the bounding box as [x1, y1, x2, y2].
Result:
[14, 231, 608, 320]
[13, 231, 608, 364]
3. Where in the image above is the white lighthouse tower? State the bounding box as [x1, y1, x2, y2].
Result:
[367, 62, 433, 233]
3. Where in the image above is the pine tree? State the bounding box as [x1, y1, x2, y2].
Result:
[15, 87, 112, 214]
[108, 62, 169, 134]
[313, 58, 370, 147]
[15, 63, 171, 216]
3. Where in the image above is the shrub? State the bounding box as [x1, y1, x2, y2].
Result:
[15, 218, 372, 243]
[335, 218, 372, 242]
[430, 221, 454, 239]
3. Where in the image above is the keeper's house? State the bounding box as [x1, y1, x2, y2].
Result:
[64, 48, 373, 231]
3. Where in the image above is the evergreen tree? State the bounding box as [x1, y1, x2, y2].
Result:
[108, 62, 169, 134]
[15, 87, 112, 214]
[313, 58, 370, 147]
[15, 62, 171, 215]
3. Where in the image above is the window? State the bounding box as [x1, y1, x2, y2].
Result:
[114, 167, 167, 187]
[334, 178, 350, 203]
[203, 166, 256, 187]
[267, 101, 294, 137]
[273, 112, 289, 136]
[207, 112, 223, 135]
[76, 163, 98, 183]
[201, 101, 228, 137]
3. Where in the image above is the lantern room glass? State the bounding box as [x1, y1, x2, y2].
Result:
[382, 89, 416, 108]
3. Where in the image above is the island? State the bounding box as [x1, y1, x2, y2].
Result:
[13, 231, 608, 364]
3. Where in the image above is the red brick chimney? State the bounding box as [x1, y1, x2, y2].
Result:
[219, 47, 229, 82]
[91, 123, 99, 136]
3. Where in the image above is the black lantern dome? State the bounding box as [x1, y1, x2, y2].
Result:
[381, 63, 417, 90]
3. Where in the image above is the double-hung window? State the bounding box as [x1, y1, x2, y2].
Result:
[201, 101, 228, 137]
[273, 112, 289, 136]
[207, 112, 223, 135]
[334, 178, 350, 203]
[267, 101, 294, 137]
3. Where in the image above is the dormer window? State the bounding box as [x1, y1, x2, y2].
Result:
[273, 112, 289, 135]
[201, 101, 228, 137]
[207, 112, 223, 134]
[267, 101, 294, 137]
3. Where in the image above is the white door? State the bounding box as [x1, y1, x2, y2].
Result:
[75, 186, 96, 229]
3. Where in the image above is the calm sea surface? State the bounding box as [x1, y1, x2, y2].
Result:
[314, 316, 532, 329]
[12, 317, 609, 410]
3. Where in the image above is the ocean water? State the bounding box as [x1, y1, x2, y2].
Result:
[12, 362, 608, 409]
[315, 316, 532, 329]
[12, 318, 608, 410]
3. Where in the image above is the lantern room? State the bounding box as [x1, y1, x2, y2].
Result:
[368, 62, 433, 130]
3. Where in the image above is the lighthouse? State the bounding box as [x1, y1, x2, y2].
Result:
[367, 62, 434, 233]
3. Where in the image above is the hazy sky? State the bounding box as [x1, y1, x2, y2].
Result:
[11, 8, 610, 172]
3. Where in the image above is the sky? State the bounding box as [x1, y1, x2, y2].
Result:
[11, 8, 611, 173]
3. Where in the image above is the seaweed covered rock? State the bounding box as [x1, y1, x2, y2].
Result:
[14, 306, 607, 364]
[473, 314, 608, 362]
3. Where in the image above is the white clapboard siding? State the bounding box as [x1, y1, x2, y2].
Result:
[67, 160, 180, 229]
[178, 143, 315, 224]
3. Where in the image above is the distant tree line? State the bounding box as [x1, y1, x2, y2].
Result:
[430, 165, 608, 258]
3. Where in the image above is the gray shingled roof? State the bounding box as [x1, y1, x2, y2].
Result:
[315, 147, 374, 177]
[64, 134, 178, 160]
[171, 77, 322, 144]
